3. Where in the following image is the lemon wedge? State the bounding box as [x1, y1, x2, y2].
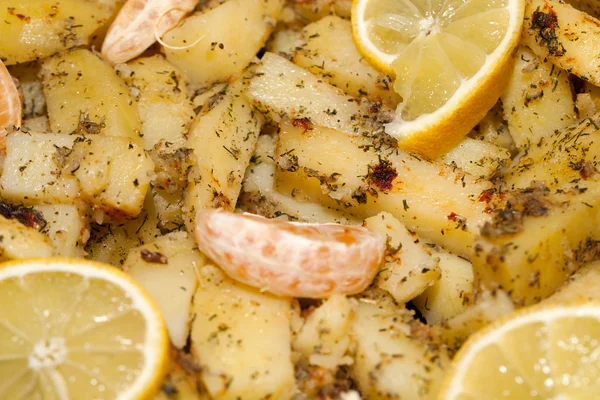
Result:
[440, 302, 600, 399]
[0, 258, 169, 399]
[351, 0, 525, 158]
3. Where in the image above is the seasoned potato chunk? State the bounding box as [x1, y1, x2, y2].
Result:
[124, 231, 203, 349]
[185, 79, 263, 224]
[0, 0, 119, 65]
[523, 0, 600, 85]
[116, 55, 195, 150]
[351, 300, 449, 400]
[41, 48, 141, 140]
[293, 294, 354, 370]
[72, 136, 154, 218]
[364, 212, 441, 304]
[247, 52, 370, 135]
[292, 16, 399, 106]
[240, 135, 359, 224]
[413, 250, 475, 324]
[438, 137, 510, 179]
[191, 265, 295, 400]
[440, 290, 514, 354]
[163, 0, 284, 86]
[0, 132, 80, 205]
[275, 121, 493, 256]
[0, 215, 54, 260]
[35, 204, 87, 258]
[504, 114, 600, 190]
[501, 46, 576, 150]
[472, 183, 600, 305]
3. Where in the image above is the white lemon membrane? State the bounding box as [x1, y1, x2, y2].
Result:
[354, 0, 524, 138]
[446, 304, 600, 398]
[0, 260, 166, 399]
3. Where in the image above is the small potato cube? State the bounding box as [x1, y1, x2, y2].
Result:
[364, 212, 441, 304]
[41, 48, 142, 140]
[35, 204, 87, 258]
[293, 294, 354, 370]
[413, 250, 475, 324]
[163, 0, 284, 86]
[0, 132, 80, 205]
[116, 55, 195, 150]
[0, 215, 54, 260]
[72, 136, 154, 218]
[0, 0, 119, 65]
[124, 231, 203, 349]
[191, 265, 295, 400]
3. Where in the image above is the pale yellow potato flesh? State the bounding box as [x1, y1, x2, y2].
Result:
[191, 265, 295, 400]
[185, 79, 263, 227]
[116, 55, 194, 150]
[276, 121, 493, 256]
[501, 46, 576, 150]
[364, 212, 441, 304]
[292, 16, 399, 106]
[124, 231, 203, 349]
[41, 48, 142, 140]
[523, 0, 600, 85]
[163, 0, 284, 86]
[0, 0, 120, 65]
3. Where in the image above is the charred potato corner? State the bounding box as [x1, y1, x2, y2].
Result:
[0, 0, 599, 399]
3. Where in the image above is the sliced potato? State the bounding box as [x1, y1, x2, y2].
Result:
[41, 48, 142, 140]
[293, 294, 354, 370]
[0, 215, 54, 260]
[0, 132, 80, 205]
[501, 46, 576, 150]
[239, 135, 359, 224]
[293, 16, 399, 106]
[72, 136, 154, 218]
[247, 52, 370, 136]
[472, 183, 600, 305]
[124, 231, 203, 349]
[116, 55, 195, 150]
[275, 121, 493, 256]
[289, 0, 351, 21]
[437, 137, 510, 179]
[364, 212, 441, 304]
[163, 0, 284, 86]
[85, 195, 161, 266]
[351, 299, 449, 400]
[523, 0, 600, 85]
[0, 0, 119, 65]
[185, 79, 263, 225]
[504, 113, 600, 190]
[35, 204, 87, 258]
[439, 289, 514, 354]
[413, 250, 475, 324]
[191, 265, 295, 400]
[545, 260, 600, 303]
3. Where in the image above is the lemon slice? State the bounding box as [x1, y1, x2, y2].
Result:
[440, 302, 600, 399]
[351, 0, 525, 158]
[0, 258, 169, 399]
